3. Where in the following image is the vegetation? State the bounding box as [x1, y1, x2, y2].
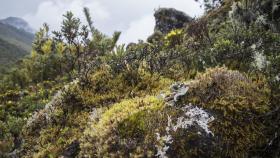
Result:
[0, 0, 280, 157]
[0, 21, 34, 67]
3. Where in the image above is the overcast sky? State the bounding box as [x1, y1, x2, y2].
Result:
[0, 0, 204, 44]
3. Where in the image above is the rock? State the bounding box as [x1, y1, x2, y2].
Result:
[61, 140, 80, 158]
[165, 82, 189, 106]
[154, 8, 193, 34]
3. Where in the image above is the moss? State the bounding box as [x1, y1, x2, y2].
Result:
[181, 67, 271, 157]
[80, 96, 167, 157]
[118, 110, 148, 138]
[93, 96, 164, 137]
[118, 99, 165, 138]
[78, 68, 172, 108]
[20, 71, 171, 157]
[18, 66, 273, 158]
[0, 121, 14, 153]
[79, 67, 272, 157]
[22, 110, 90, 157]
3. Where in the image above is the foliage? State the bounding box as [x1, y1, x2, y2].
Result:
[0, 1, 280, 157]
[0, 80, 62, 155]
[77, 67, 172, 108]
[195, 0, 225, 11]
[79, 67, 272, 158]
[164, 29, 184, 47]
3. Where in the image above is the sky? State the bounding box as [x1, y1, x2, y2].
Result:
[0, 0, 204, 44]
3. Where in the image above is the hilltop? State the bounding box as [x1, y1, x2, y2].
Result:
[0, 17, 35, 34]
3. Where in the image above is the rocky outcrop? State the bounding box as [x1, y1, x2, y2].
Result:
[154, 8, 193, 34]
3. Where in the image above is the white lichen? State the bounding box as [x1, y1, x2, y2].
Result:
[275, 74, 280, 82]
[250, 44, 257, 50]
[255, 15, 267, 25]
[157, 92, 166, 100]
[229, 2, 240, 24]
[253, 51, 268, 70]
[169, 104, 215, 135]
[26, 79, 79, 129]
[155, 104, 215, 158]
[88, 108, 103, 122]
[155, 132, 173, 158]
[182, 104, 215, 135]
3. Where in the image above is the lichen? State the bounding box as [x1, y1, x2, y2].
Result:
[155, 104, 214, 158]
[180, 67, 271, 157]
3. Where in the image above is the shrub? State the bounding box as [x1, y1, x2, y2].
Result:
[78, 67, 173, 108]
[164, 29, 184, 47]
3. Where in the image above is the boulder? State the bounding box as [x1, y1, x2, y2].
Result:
[154, 8, 193, 34]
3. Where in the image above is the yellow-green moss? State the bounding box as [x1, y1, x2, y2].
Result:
[23, 67, 273, 158]
[181, 67, 271, 157]
[93, 96, 163, 137]
[78, 68, 172, 107]
[80, 96, 167, 157]
[22, 110, 90, 158]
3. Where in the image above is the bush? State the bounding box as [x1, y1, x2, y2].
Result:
[78, 67, 173, 107]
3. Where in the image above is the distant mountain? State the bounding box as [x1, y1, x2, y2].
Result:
[0, 17, 35, 34]
[0, 38, 28, 65]
[0, 17, 34, 66]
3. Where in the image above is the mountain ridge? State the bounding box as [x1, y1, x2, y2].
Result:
[0, 17, 34, 66]
[0, 17, 35, 34]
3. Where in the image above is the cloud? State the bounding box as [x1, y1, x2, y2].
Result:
[119, 15, 154, 44]
[22, 0, 204, 44]
[116, 0, 203, 44]
[23, 0, 110, 32]
[158, 0, 204, 17]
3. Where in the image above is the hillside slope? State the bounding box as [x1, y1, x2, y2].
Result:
[0, 19, 34, 65]
[0, 38, 28, 65]
[0, 1, 279, 158]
